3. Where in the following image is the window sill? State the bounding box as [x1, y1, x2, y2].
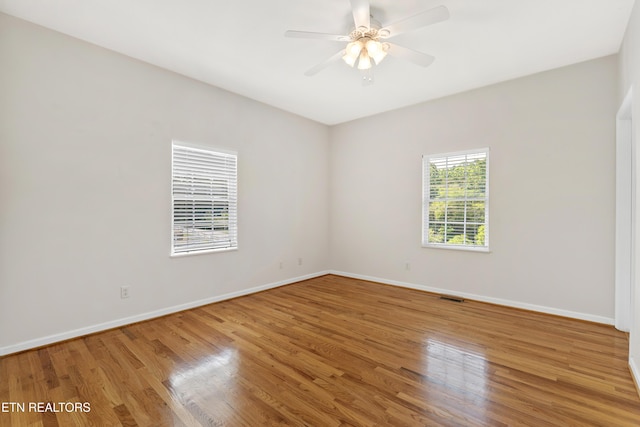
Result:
[422, 244, 491, 253]
[170, 247, 238, 258]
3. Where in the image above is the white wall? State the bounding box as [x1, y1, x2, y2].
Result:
[330, 55, 618, 323]
[0, 14, 330, 354]
[619, 0, 640, 390]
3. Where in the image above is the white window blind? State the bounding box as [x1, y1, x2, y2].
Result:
[422, 148, 489, 250]
[171, 143, 238, 255]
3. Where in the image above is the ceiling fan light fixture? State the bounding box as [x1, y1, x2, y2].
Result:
[346, 40, 364, 57]
[365, 39, 388, 64]
[357, 50, 372, 70]
[365, 39, 381, 55]
[342, 40, 363, 67]
[371, 42, 389, 64]
[342, 52, 357, 67]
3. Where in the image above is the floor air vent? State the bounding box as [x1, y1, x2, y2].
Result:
[439, 295, 465, 303]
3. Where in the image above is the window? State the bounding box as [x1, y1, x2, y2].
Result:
[171, 142, 238, 255]
[422, 148, 489, 251]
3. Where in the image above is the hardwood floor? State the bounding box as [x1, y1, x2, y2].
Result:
[1, 274, 639, 426]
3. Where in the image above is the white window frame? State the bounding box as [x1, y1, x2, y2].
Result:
[422, 148, 489, 252]
[171, 141, 238, 256]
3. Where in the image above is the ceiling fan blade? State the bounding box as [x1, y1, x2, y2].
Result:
[304, 50, 345, 76]
[386, 43, 435, 68]
[349, 0, 370, 29]
[380, 6, 449, 38]
[285, 30, 350, 42]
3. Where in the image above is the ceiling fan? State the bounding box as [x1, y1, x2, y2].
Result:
[285, 0, 449, 85]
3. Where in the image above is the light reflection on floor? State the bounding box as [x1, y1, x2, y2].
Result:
[168, 347, 238, 391]
[423, 338, 488, 405]
[165, 347, 241, 423]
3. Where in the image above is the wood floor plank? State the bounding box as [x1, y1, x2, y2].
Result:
[1, 274, 639, 426]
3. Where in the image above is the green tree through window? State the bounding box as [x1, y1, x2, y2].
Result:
[423, 149, 489, 250]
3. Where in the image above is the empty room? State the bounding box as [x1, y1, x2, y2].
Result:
[2, 0, 640, 425]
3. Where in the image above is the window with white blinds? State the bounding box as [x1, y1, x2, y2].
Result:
[422, 148, 489, 251]
[171, 142, 238, 255]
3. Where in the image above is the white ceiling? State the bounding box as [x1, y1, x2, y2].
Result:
[0, 0, 635, 125]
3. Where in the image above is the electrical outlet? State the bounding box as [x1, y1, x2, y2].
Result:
[405, 262, 411, 271]
[298, 258, 303, 266]
[120, 286, 130, 299]
[279, 261, 283, 269]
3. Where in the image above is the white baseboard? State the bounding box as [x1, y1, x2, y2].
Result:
[2, 270, 615, 356]
[0, 271, 330, 356]
[630, 356, 640, 399]
[329, 270, 615, 325]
